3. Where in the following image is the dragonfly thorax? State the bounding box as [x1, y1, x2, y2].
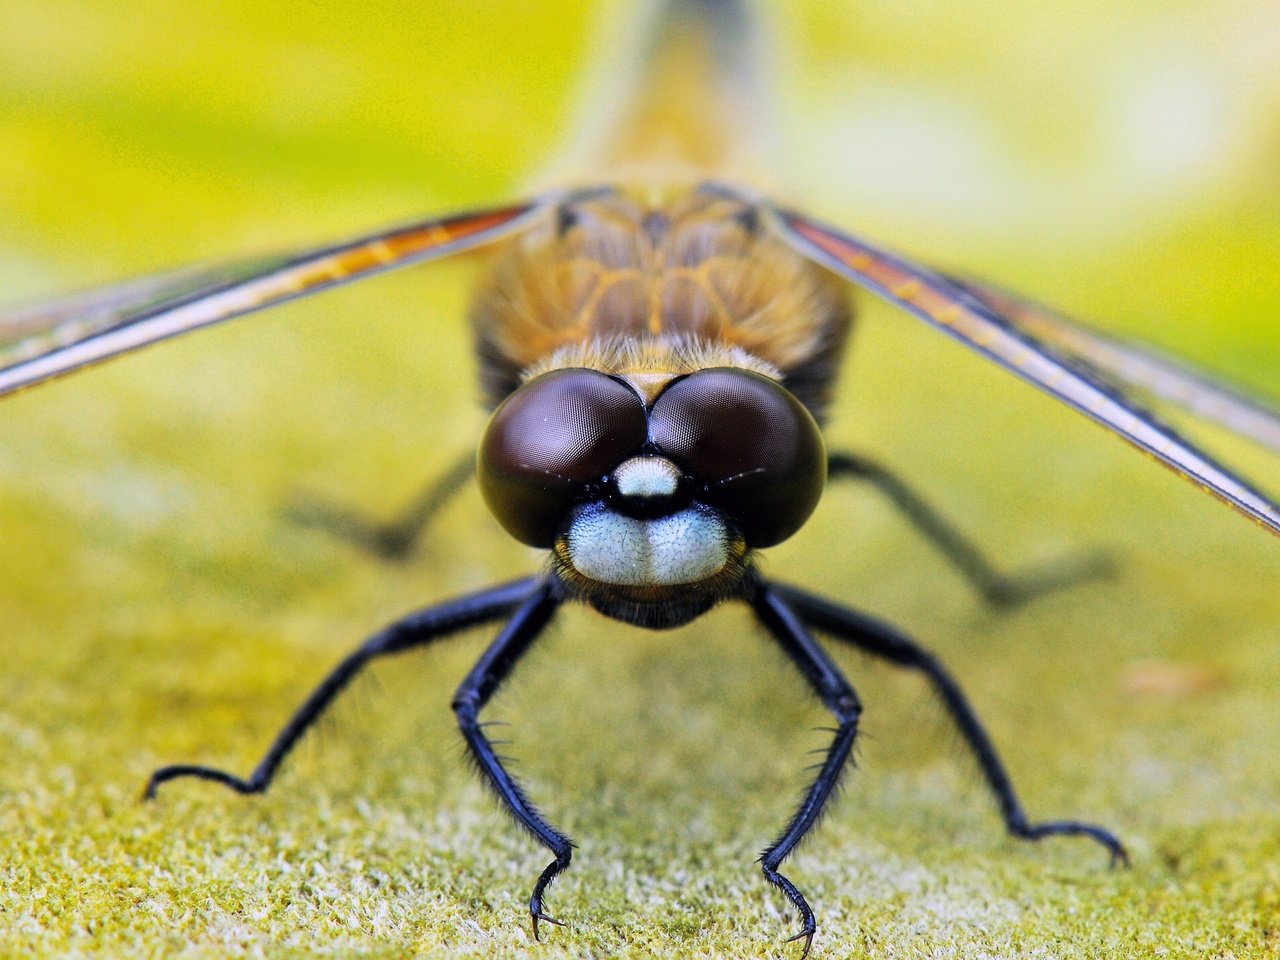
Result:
[470, 185, 854, 421]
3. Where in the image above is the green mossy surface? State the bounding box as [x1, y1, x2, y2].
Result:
[2, 2, 1279, 957]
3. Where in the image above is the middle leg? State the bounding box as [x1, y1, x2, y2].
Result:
[772, 581, 1127, 865]
[143, 575, 543, 800]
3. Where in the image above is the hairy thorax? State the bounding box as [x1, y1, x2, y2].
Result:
[470, 186, 853, 419]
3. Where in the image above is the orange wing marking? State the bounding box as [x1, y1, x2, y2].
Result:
[0, 199, 551, 398]
[773, 208, 1280, 539]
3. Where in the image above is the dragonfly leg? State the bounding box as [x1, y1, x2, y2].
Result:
[142, 576, 542, 800]
[287, 451, 474, 560]
[772, 582, 1128, 866]
[450, 582, 571, 940]
[747, 577, 863, 959]
[827, 450, 1113, 607]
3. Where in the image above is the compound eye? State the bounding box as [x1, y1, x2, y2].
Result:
[649, 367, 825, 547]
[478, 368, 647, 547]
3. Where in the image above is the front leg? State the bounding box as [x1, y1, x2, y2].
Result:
[772, 582, 1127, 865]
[450, 579, 572, 939]
[747, 577, 863, 958]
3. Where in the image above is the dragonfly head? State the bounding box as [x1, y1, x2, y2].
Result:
[477, 365, 826, 627]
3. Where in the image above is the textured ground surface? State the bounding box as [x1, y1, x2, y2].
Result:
[2, 2, 1279, 957]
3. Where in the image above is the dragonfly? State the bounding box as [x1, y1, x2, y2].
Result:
[3, 0, 1278, 954]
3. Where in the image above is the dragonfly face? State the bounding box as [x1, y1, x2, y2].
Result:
[478, 363, 825, 627]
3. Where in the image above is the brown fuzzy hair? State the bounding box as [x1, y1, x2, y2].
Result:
[471, 186, 853, 420]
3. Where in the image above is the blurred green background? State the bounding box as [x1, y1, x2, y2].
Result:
[1, 1, 1278, 957]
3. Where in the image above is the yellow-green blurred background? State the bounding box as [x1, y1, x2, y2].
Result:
[1, 2, 1278, 957]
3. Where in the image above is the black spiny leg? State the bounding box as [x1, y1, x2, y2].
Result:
[287, 452, 474, 560]
[451, 580, 571, 939]
[828, 451, 1112, 607]
[746, 577, 863, 958]
[772, 582, 1127, 865]
[143, 576, 541, 800]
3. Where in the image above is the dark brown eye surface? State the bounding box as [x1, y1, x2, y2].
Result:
[649, 367, 825, 547]
[478, 368, 647, 546]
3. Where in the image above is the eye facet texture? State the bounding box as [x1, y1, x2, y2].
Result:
[478, 368, 647, 546]
[649, 368, 826, 546]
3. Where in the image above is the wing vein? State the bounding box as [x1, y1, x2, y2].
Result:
[772, 207, 1280, 539]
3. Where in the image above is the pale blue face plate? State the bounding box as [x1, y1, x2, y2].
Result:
[563, 501, 731, 587]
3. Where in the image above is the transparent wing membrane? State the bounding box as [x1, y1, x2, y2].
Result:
[772, 207, 1280, 538]
[0, 200, 550, 398]
[945, 277, 1280, 454]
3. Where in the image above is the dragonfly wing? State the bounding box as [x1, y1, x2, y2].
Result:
[0, 199, 551, 398]
[771, 206, 1280, 539]
[944, 276, 1280, 454]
